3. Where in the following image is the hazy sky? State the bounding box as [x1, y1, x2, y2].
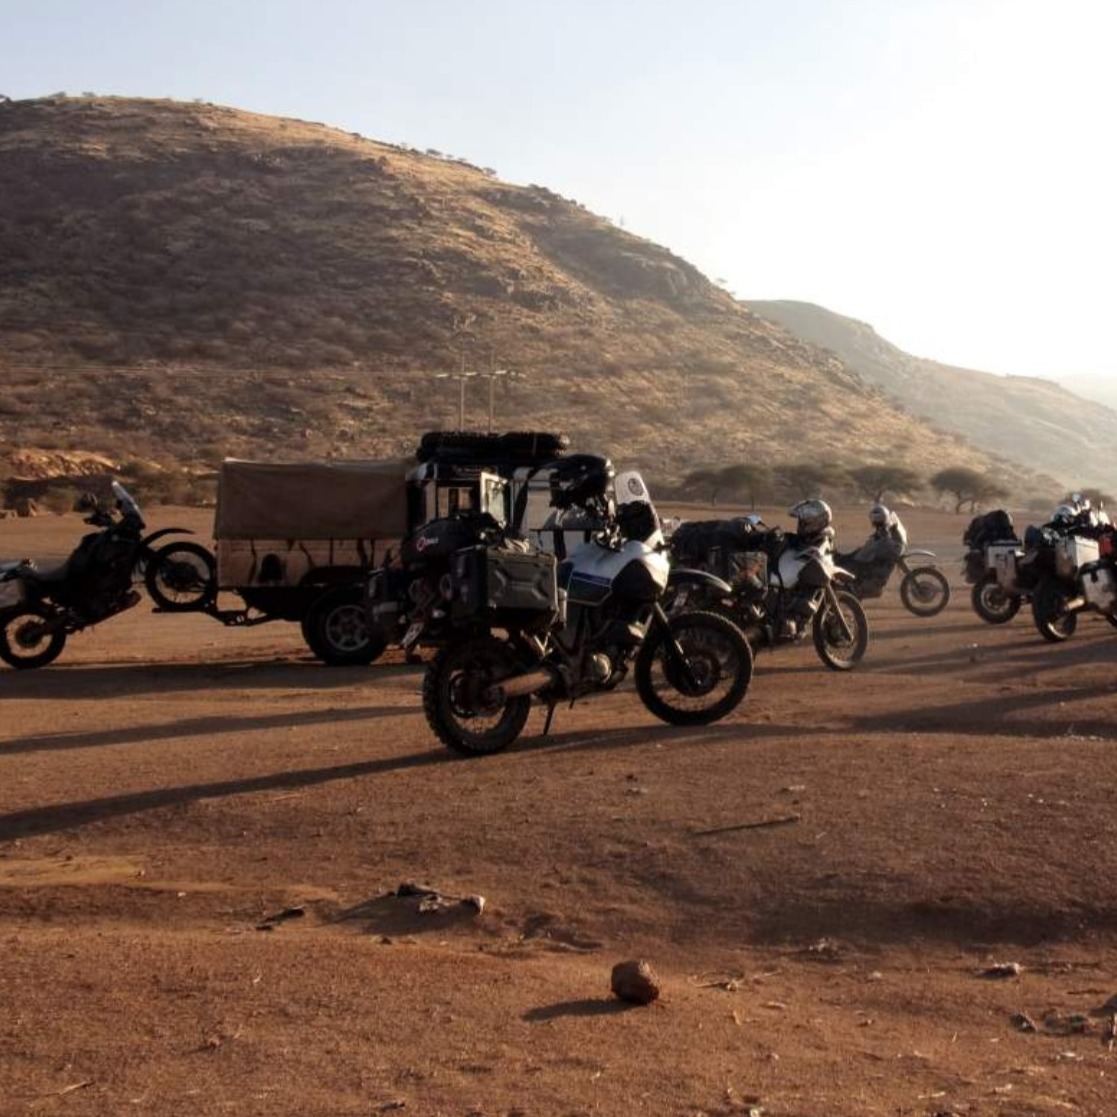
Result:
[3, 0, 1115, 381]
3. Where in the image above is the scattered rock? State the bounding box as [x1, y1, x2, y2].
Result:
[393, 881, 485, 915]
[978, 962, 1023, 979]
[610, 959, 660, 1005]
[1010, 1011, 1037, 1032]
[255, 905, 306, 931]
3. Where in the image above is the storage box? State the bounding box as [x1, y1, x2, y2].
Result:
[986, 543, 1022, 589]
[1055, 536, 1100, 580]
[451, 545, 559, 628]
[1082, 562, 1117, 612]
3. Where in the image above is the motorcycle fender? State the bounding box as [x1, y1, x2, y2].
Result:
[141, 527, 195, 546]
[904, 549, 936, 560]
[667, 568, 732, 595]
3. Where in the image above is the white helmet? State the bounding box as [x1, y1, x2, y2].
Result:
[1052, 503, 1077, 522]
[869, 503, 890, 527]
[790, 498, 833, 540]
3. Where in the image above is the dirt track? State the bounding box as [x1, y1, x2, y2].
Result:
[2, 506, 1116, 1117]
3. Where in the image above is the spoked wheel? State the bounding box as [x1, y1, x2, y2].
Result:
[303, 588, 385, 666]
[812, 590, 869, 670]
[146, 542, 217, 611]
[899, 567, 951, 617]
[1032, 580, 1078, 643]
[422, 636, 531, 755]
[635, 610, 753, 726]
[0, 607, 67, 669]
[971, 573, 1021, 624]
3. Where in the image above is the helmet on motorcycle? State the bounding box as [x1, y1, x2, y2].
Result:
[75, 491, 100, 513]
[789, 498, 833, 541]
[1052, 502, 1077, 523]
[548, 454, 615, 510]
[869, 503, 891, 527]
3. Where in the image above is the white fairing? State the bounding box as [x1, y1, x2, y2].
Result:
[567, 536, 669, 590]
[773, 542, 841, 590]
[562, 469, 668, 604]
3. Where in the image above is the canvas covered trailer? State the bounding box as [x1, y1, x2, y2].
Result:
[213, 459, 409, 591]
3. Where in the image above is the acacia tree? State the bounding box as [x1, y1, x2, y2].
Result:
[930, 466, 1009, 512]
[716, 463, 774, 509]
[681, 463, 773, 507]
[681, 467, 722, 503]
[776, 462, 847, 501]
[848, 464, 923, 503]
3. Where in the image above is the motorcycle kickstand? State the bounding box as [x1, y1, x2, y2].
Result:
[541, 701, 559, 737]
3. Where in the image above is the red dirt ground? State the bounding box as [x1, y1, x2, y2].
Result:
[1, 505, 1115, 1117]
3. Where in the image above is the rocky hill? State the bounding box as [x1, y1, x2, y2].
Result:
[0, 95, 1051, 500]
[746, 301, 1117, 494]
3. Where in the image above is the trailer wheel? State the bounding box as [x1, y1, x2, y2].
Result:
[303, 587, 385, 665]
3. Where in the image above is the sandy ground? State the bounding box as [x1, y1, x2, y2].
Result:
[1, 505, 1116, 1117]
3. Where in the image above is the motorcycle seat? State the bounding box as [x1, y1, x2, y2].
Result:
[19, 559, 72, 584]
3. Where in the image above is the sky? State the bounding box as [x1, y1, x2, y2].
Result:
[3, 0, 1116, 383]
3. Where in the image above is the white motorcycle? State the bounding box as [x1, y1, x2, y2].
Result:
[420, 455, 754, 755]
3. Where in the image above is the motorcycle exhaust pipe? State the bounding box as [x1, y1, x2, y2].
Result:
[485, 668, 557, 702]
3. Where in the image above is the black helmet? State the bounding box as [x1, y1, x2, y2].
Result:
[75, 491, 100, 513]
[548, 454, 614, 510]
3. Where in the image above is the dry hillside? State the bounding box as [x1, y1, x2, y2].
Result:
[0, 95, 1036, 496]
[747, 300, 1117, 495]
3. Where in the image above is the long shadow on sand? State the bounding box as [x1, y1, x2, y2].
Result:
[0, 657, 421, 701]
[0, 715, 790, 842]
[0, 699, 414, 756]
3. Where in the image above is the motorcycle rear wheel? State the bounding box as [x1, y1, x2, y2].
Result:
[899, 566, 951, 617]
[422, 636, 531, 755]
[971, 573, 1021, 624]
[0, 607, 67, 669]
[302, 587, 385, 666]
[812, 590, 869, 670]
[146, 542, 217, 612]
[635, 610, 752, 726]
[1032, 581, 1077, 643]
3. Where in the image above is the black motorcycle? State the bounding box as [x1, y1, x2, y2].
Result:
[0, 482, 214, 669]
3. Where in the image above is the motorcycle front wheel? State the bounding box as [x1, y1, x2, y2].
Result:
[1032, 581, 1078, 643]
[812, 590, 869, 670]
[971, 573, 1021, 624]
[422, 636, 531, 756]
[635, 611, 753, 726]
[0, 607, 67, 669]
[899, 566, 951, 617]
[146, 542, 217, 612]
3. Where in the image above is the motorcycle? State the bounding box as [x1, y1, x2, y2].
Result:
[0, 481, 214, 669]
[1030, 523, 1117, 642]
[416, 455, 754, 755]
[834, 514, 950, 617]
[962, 500, 1106, 630]
[667, 501, 869, 671]
[961, 508, 1029, 624]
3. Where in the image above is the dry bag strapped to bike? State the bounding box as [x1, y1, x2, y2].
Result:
[669, 517, 764, 581]
[963, 509, 1018, 548]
